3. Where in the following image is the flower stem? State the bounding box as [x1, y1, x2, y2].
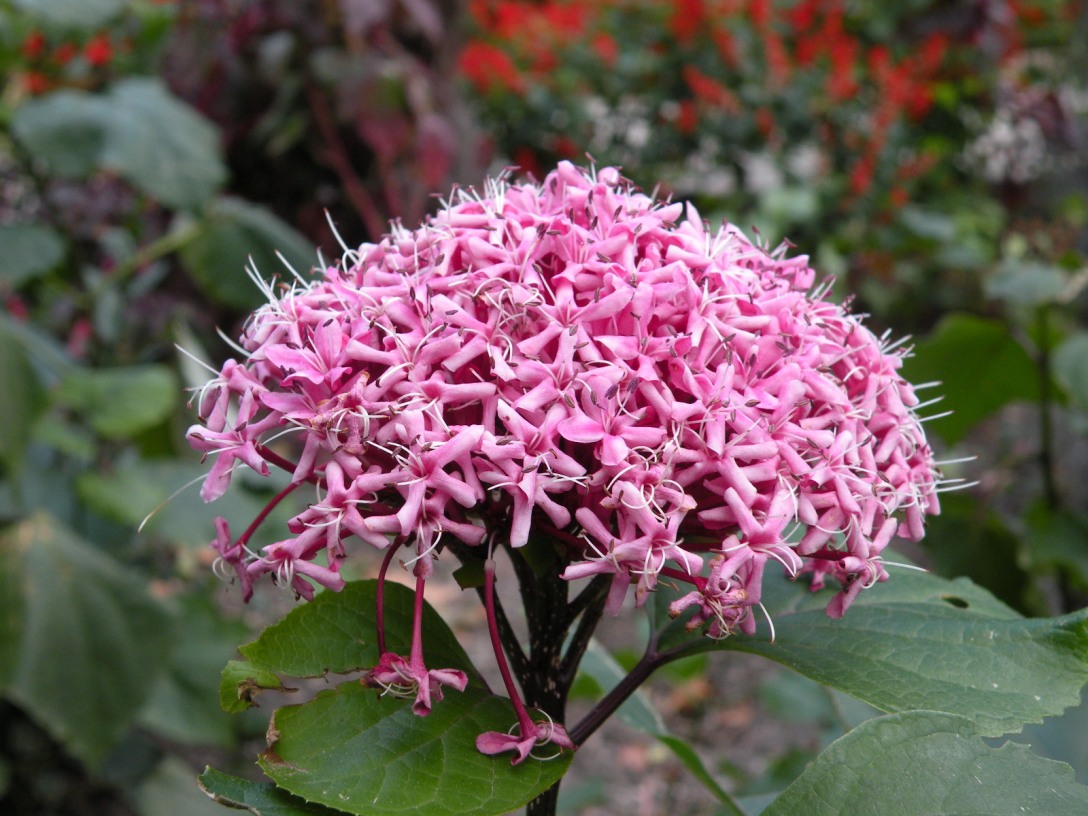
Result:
[236, 481, 301, 547]
[375, 538, 402, 655]
[483, 559, 536, 734]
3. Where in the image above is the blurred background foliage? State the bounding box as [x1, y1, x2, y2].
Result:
[0, 0, 1086, 814]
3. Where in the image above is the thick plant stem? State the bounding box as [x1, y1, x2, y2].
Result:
[526, 785, 561, 816]
[1036, 306, 1060, 511]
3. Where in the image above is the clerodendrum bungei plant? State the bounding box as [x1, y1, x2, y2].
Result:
[190, 164, 1088, 816]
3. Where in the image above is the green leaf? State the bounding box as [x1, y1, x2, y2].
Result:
[900, 313, 1039, 444]
[261, 683, 570, 816]
[199, 766, 360, 815]
[0, 224, 66, 288]
[56, 364, 177, 438]
[762, 711, 1088, 816]
[0, 513, 175, 766]
[0, 322, 48, 473]
[1023, 504, 1088, 592]
[656, 564, 1088, 738]
[219, 660, 289, 715]
[1054, 331, 1088, 409]
[985, 260, 1068, 307]
[235, 580, 481, 685]
[180, 197, 316, 310]
[100, 79, 226, 211]
[0, 531, 26, 690]
[11, 90, 110, 178]
[921, 492, 1032, 613]
[12, 0, 126, 27]
[12, 80, 225, 211]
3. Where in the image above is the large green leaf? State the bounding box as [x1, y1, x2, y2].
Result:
[261, 683, 570, 816]
[56, 364, 177, 438]
[12, 79, 225, 211]
[11, 90, 110, 178]
[984, 260, 1069, 308]
[655, 564, 1088, 737]
[762, 711, 1088, 816]
[100, 79, 226, 211]
[199, 767, 352, 816]
[900, 313, 1038, 445]
[0, 513, 176, 766]
[0, 223, 66, 288]
[180, 197, 317, 310]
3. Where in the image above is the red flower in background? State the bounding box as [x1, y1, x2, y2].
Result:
[21, 31, 46, 60]
[84, 34, 113, 67]
[458, 41, 524, 94]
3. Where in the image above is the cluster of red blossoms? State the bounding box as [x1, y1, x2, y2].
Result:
[16, 29, 114, 95]
[189, 163, 941, 760]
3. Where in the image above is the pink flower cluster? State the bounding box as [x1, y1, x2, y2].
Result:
[189, 161, 940, 756]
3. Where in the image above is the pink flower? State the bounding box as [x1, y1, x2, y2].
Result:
[476, 717, 575, 766]
[364, 651, 468, 716]
[189, 161, 942, 759]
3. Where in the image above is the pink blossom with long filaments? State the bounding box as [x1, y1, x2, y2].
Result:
[189, 162, 941, 761]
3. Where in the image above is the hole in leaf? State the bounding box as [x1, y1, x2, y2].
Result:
[941, 595, 969, 609]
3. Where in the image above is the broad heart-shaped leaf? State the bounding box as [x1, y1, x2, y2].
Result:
[899, 313, 1038, 445]
[654, 564, 1088, 738]
[179, 196, 317, 310]
[231, 580, 482, 688]
[261, 683, 571, 816]
[99, 79, 226, 211]
[0, 513, 175, 767]
[12, 79, 225, 211]
[199, 767, 352, 816]
[762, 711, 1088, 816]
[11, 90, 110, 178]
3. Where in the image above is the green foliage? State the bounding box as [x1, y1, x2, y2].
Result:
[13, 78, 225, 210]
[179, 197, 317, 310]
[0, 224, 65, 288]
[901, 314, 1040, 445]
[55, 364, 177, 439]
[763, 712, 1088, 816]
[0, 514, 175, 767]
[657, 564, 1088, 738]
[1054, 332, 1088, 409]
[200, 767, 351, 816]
